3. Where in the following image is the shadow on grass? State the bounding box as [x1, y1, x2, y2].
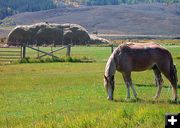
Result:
[135, 84, 180, 89]
[112, 83, 180, 104]
[113, 98, 180, 105]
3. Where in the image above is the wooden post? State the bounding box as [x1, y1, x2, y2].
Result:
[51, 46, 53, 59]
[66, 44, 71, 57]
[22, 45, 26, 58]
[20, 46, 23, 60]
[111, 44, 113, 53]
[37, 46, 40, 58]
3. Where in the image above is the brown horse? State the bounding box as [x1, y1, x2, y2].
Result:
[104, 42, 178, 102]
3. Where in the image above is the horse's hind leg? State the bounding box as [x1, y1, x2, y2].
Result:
[152, 65, 163, 87]
[131, 83, 137, 98]
[122, 72, 137, 99]
[152, 65, 163, 99]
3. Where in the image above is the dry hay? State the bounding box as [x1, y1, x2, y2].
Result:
[89, 35, 111, 44]
[7, 22, 110, 46]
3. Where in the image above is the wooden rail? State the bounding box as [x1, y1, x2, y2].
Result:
[0, 47, 21, 62]
[26, 45, 59, 58]
[37, 46, 67, 58]
[25, 44, 72, 59]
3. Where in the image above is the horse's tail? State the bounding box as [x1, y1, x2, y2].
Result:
[170, 59, 178, 86]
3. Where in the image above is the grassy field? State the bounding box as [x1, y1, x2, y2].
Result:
[0, 45, 180, 128]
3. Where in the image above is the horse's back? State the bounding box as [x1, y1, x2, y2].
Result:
[119, 42, 162, 50]
[119, 42, 169, 56]
[115, 42, 172, 71]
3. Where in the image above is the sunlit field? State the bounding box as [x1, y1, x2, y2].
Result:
[0, 45, 180, 128]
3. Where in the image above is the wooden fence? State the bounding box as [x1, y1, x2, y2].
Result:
[0, 47, 22, 63]
[0, 44, 72, 63]
[0, 44, 114, 63]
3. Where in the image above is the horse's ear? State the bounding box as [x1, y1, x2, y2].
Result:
[104, 75, 108, 80]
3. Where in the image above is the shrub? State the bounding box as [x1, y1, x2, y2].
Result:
[19, 57, 30, 63]
[17, 56, 93, 64]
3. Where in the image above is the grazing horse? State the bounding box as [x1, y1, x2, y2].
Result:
[104, 42, 178, 102]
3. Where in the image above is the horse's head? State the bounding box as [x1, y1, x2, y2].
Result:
[104, 75, 115, 100]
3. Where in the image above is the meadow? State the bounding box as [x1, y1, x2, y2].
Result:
[0, 44, 180, 128]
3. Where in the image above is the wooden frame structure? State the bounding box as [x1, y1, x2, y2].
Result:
[0, 44, 72, 63]
[24, 44, 72, 58]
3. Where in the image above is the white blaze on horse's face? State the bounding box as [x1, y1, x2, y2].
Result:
[104, 75, 114, 100]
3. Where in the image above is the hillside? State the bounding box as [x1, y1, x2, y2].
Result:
[0, 0, 180, 19]
[0, 0, 56, 19]
[1, 3, 180, 37]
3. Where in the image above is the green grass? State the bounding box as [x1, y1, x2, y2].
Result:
[24, 46, 111, 62]
[0, 45, 180, 128]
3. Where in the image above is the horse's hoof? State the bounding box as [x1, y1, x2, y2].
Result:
[171, 98, 178, 104]
[125, 97, 130, 101]
[152, 96, 159, 100]
[135, 97, 140, 101]
[107, 97, 113, 101]
[169, 99, 178, 104]
[134, 95, 138, 99]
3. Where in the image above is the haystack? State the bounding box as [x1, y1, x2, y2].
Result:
[7, 22, 110, 46]
[89, 35, 111, 44]
[7, 23, 90, 45]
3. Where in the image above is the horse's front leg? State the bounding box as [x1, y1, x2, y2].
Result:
[123, 72, 138, 100]
[122, 74, 130, 99]
[125, 81, 131, 99]
[122, 72, 134, 99]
